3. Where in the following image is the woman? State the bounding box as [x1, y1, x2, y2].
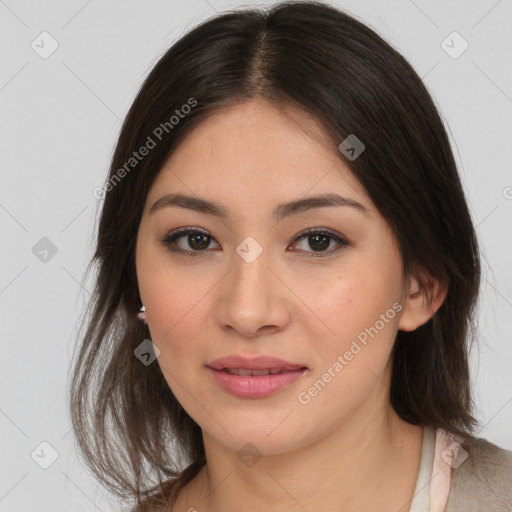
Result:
[69, 1, 512, 511]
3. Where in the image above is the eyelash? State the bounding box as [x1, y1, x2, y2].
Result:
[159, 227, 351, 258]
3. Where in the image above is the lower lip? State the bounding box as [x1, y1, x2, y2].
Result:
[207, 367, 307, 398]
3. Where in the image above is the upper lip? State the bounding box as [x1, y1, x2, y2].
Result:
[207, 355, 308, 371]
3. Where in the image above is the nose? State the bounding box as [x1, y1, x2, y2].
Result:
[215, 243, 291, 338]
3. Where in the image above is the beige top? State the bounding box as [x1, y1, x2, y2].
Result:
[408, 425, 465, 512]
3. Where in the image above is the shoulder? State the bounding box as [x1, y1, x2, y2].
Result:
[446, 435, 512, 511]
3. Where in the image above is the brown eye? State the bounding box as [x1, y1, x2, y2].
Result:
[186, 232, 211, 251]
[289, 228, 351, 257]
[162, 228, 220, 256]
[160, 227, 351, 258]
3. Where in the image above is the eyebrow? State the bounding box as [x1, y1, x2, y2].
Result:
[149, 192, 370, 221]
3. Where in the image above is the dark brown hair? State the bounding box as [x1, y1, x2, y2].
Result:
[68, 1, 481, 510]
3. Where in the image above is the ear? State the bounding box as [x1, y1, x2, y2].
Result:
[398, 271, 448, 332]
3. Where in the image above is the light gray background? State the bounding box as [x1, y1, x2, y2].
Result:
[1, 0, 511, 510]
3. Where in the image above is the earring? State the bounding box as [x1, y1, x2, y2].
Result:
[137, 305, 148, 324]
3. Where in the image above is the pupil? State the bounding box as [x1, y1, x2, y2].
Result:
[189, 233, 210, 250]
[310, 234, 329, 251]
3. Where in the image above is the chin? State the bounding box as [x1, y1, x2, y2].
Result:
[200, 409, 313, 457]
[215, 430, 302, 458]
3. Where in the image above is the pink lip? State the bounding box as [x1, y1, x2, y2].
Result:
[206, 355, 308, 398]
[207, 355, 307, 371]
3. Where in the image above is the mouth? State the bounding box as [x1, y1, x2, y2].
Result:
[207, 354, 308, 372]
[216, 367, 302, 376]
[206, 355, 308, 398]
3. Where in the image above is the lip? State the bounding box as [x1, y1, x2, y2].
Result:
[206, 355, 308, 399]
[207, 355, 307, 371]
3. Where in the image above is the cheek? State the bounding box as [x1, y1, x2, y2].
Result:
[137, 239, 206, 337]
[144, 278, 210, 404]
[295, 266, 401, 372]
[136, 255, 208, 370]
[295, 280, 400, 416]
[294, 267, 373, 329]
[146, 283, 207, 361]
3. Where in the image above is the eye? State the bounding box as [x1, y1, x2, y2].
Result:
[288, 228, 351, 257]
[160, 227, 220, 257]
[160, 227, 351, 258]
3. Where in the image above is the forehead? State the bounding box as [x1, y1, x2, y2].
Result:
[146, 99, 370, 213]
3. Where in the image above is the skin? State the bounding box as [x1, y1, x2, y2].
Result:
[135, 98, 447, 512]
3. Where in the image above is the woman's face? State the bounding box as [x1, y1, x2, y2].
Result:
[135, 99, 422, 455]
